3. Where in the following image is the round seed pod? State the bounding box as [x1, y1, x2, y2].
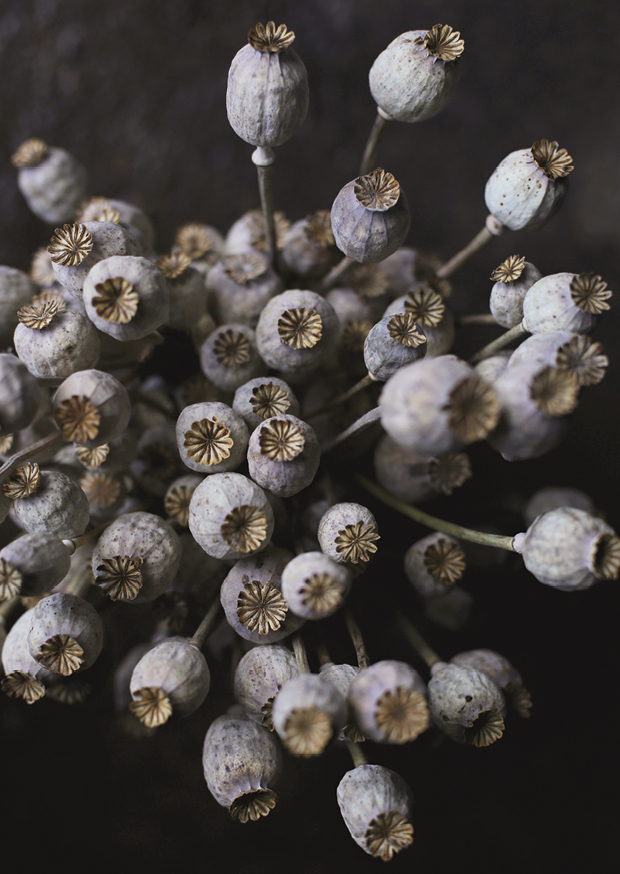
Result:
[220, 546, 303, 644]
[189, 472, 274, 561]
[233, 644, 299, 729]
[50, 221, 141, 297]
[508, 331, 608, 387]
[326, 287, 384, 338]
[405, 532, 466, 598]
[83, 255, 169, 340]
[337, 764, 414, 862]
[319, 662, 363, 741]
[364, 312, 427, 381]
[14, 304, 101, 379]
[523, 486, 595, 528]
[514, 507, 620, 591]
[207, 254, 283, 327]
[13, 141, 87, 224]
[424, 585, 473, 631]
[79, 469, 127, 523]
[475, 352, 512, 384]
[27, 592, 103, 676]
[331, 169, 410, 263]
[129, 636, 210, 727]
[53, 369, 131, 448]
[489, 256, 542, 328]
[12, 469, 90, 539]
[131, 423, 181, 496]
[0, 266, 39, 348]
[522, 272, 611, 336]
[282, 211, 340, 278]
[232, 377, 300, 431]
[172, 222, 224, 275]
[450, 649, 532, 718]
[369, 24, 464, 123]
[428, 662, 506, 746]
[176, 402, 249, 475]
[74, 428, 138, 475]
[92, 512, 182, 602]
[348, 660, 429, 744]
[226, 22, 308, 148]
[0, 533, 70, 599]
[203, 711, 281, 822]
[0, 353, 45, 434]
[255, 289, 340, 378]
[318, 503, 380, 568]
[247, 414, 320, 498]
[200, 323, 265, 392]
[78, 196, 156, 252]
[380, 246, 448, 300]
[156, 252, 207, 333]
[225, 208, 291, 257]
[164, 475, 204, 528]
[374, 434, 472, 503]
[281, 552, 351, 620]
[272, 672, 347, 756]
[114, 642, 154, 715]
[380, 355, 500, 455]
[1, 609, 49, 703]
[383, 288, 455, 357]
[485, 140, 573, 231]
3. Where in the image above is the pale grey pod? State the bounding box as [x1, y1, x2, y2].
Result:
[86, 429, 138, 474]
[0, 354, 45, 433]
[247, 414, 320, 498]
[380, 246, 441, 300]
[363, 314, 427, 380]
[207, 255, 283, 327]
[450, 649, 521, 692]
[233, 644, 299, 728]
[326, 287, 384, 335]
[188, 472, 274, 560]
[199, 323, 265, 392]
[383, 295, 455, 357]
[83, 255, 169, 339]
[272, 673, 347, 755]
[0, 533, 70, 598]
[337, 765, 413, 861]
[14, 308, 101, 378]
[163, 474, 204, 527]
[79, 197, 156, 251]
[12, 470, 90, 539]
[424, 585, 473, 631]
[176, 402, 249, 475]
[172, 224, 224, 274]
[348, 660, 429, 744]
[369, 29, 461, 122]
[523, 486, 595, 528]
[428, 662, 506, 745]
[282, 215, 340, 278]
[225, 209, 289, 257]
[27, 592, 104, 671]
[232, 377, 300, 431]
[318, 502, 379, 567]
[52, 222, 141, 297]
[485, 148, 568, 231]
[113, 642, 154, 712]
[0, 267, 38, 348]
[163, 262, 208, 333]
[17, 146, 87, 223]
[130, 636, 210, 717]
[2, 609, 49, 679]
[319, 662, 360, 741]
[475, 352, 511, 383]
[508, 330, 573, 371]
[490, 261, 542, 328]
[53, 369, 131, 448]
[330, 176, 410, 263]
[522, 273, 599, 334]
[281, 551, 351, 620]
[374, 435, 447, 503]
[404, 532, 464, 598]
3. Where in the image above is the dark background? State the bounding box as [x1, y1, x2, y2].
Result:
[1, 1, 619, 872]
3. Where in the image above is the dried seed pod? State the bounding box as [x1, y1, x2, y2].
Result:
[27, 592, 103, 675]
[272, 673, 347, 756]
[157, 252, 208, 333]
[450, 649, 532, 718]
[319, 663, 363, 741]
[79, 197, 156, 252]
[51, 221, 141, 298]
[0, 266, 39, 347]
[14, 142, 87, 223]
[247, 414, 320, 498]
[337, 764, 414, 862]
[327, 287, 385, 339]
[232, 377, 300, 431]
[188, 472, 274, 560]
[514, 507, 620, 591]
[132, 423, 181, 497]
[164, 474, 203, 527]
[14, 306, 100, 379]
[234, 644, 300, 729]
[428, 662, 506, 746]
[171, 532, 228, 603]
[0, 353, 45, 434]
[1, 609, 48, 703]
[53, 369, 131, 447]
[383, 293, 455, 357]
[405, 532, 466, 598]
[318, 503, 380, 566]
[475, 352, 512, 384]
[485, 140, 573, 231]
[380, 247, 449, 300]
[489, 258, 542, 328]
[79, 469, 126, 522]
[176, 402, 249, 474]
[200, 323, 265, 392]
[0, 533, 70, 599]
[424, 585, 473, 631]
[522, 272, 611, 335]
[207, 254, 283, 327]
[173, 222, 224, 272]
[509, 331, 608, 387]
[282, 211, 340, 278]
[348, 660, 430, 744]
[523, 486, 595, 528]
[373, 434, 472, 503]
[77, 429, 137, 474]
[202, 712, 281, 822]
[363, 312, 427, 381]
[281, 552, 351, 620]
[12, 470, 90, 539]
[331, 169, 410, 263]
[225, 208, 290, 257]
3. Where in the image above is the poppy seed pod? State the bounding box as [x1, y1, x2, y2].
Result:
[164, 474, 204, 528]
[207, 254, 283, 327]
[233, 644, 299, 729]
[523, 486, 595, 528]
[424, 585, 473, 631]
[199, 323, 265, 392]
[12, 140, 87, 224]
[428, 662, 506, 746]
[380, 246, 449, 300]
[404, 532, 466, 598]
[14, 303, 101, 379]
[508, 331, 608, 388]
[331, 169, 410, 263]
[522, 272, 611, 335]
[450, 649, 532, 718]
[0, 353, 45, 434]
[0, 532, 70, 600]
[226, 22, 309, 149]
[53, 369, 131, 448]
[485, 140, 573, 231]
[233, 377, 300, 432]
[337, 764, 414, 862]
[79, 196, 156, 252]
[281, 551, 351, 620]
[50, 221, 141, 298]
[12, 469, 90, 540]
[489, 256, 542, 328]
[475, 352, 511, 384]
[383, 290, 455, 358]
[27, 592, 103, 676]
[348, 660, 430, 744]
[247, 414, 321, 498]
[225, 208, 291, 257]
[202, 712, 281, 822]
[0, 266, 38, 348]
[514, 507, 620, 591]
[373, 434, 472, 503]
[272, 673, 347, 756]
[319, 663, 362, 741]
[364, 312, 427, 381]
[318, 502, 380, 567]
[176, 402, 249, 475]
[173, 222, 224, 275]
[1, 609, 49, 703]
[282, 211, 340, 278]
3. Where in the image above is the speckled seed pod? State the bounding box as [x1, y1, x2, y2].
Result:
[383, 293, 455, 358]
[220, 546, 303, 644]
[272, 673, 347, 756]
[514, 507, 620, 591]
[226, 22, 308, 148]
[331, 169, 410, 263]
[0, 266, 38, 348]
[0, 533, 70, 599]
[489, 257, 542, 328]
[189, 472, 274, 561]
[225, 209, 291, 257]
[369, 24, 463, 123]
[424, 585, 473, 631]
[233, 644, 299, 729]
[83, 255, 169, 340]
[207, 254, 283, 327]
[380, 355, 500, 455]
[0, 354, 44, 434]
[176, 402, 249, 475]
[255, 289, 340, 378]
[523, 486, 595, 528]
[281, 552, 351, 620]
[27, 592, 103, 676]
[14, 304, 101, 378]
[50, 221, 141, 297]
[232, 377, 300, 432]
[1, 609, 49, 703]
[428, 662, 507, 746]
[318, 503, 380, 568]
[373, 434, 472, 503]
[92, 512, 182, 602]
[12, 470, 90, 539]
[404, 532, 466, 598]
[79, 196, 156, 252]
[475, 352, 512, 384]
[348, 660, 429, 744]
[247, 414, 320, 498]
[282, 211, 340, 278]
[337, 765, 414, 862]
[508, 331, 608, 388]
[450, 649, 532, 718]
[163, 475, 204, 528]
[485, 140, 573, 231]
[522, 272, 611, 335]
[14, 142, 87, 223]
[203, 712, 281, 822]
[53, 369, 131, 448]
[199, 323, 265, 392]
[129, 636, 210, 727]
[319, 663, 362, 740]
[364, 313, 427, 381]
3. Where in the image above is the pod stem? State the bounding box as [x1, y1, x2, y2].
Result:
[62, 520, 114, 557]
[253, 146, 277, 269]
[189, 598, 222, 650]
[319, 254, 355, 292]
[470, 321, 528, 364]
[292, 632, 310, 674]
[306, 373, 375, 419]
[355, 474, 517, 551]
[344, 608, 370, 669]
[316, 640, 332, 667]
[0, 431, 63, 484]
[396, 612, 442, 669]
[360, 110, 390, 176]
[346, 739, 368, 768]
[436, 216, 504, 279]
[322, 406, 381, 454]
[457, 313, 498, 326]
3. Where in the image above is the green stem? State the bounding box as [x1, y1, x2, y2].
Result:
[359, 111, 390, 176]
[346, 739, 368, 768]
[189, 598, 222, 649]
[396, 613, 442, 669]
[470, 321, 528, 364]
[457, 313, 498, 326]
